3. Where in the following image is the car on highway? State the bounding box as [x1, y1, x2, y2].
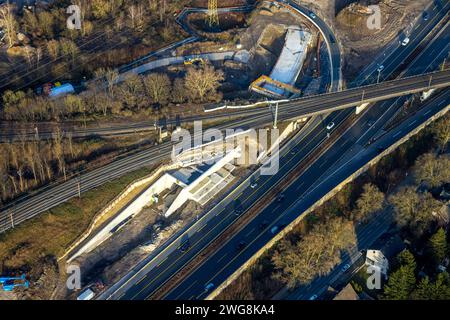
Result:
[376, 64, 385, 72]
[277, 193, 285, 202]
[341, 263, 351, 273]
[259, 220, 269, 229]
[401, 37, 410, 46]
[179, 239, 190, 253]
[234, 208, 243, 216]
[422, 11, 429, 21]
[309, 12, 316, 19]
[204, 283, 214, 292]
[326, 122, 335, 130]
[250, 182, 258, 189]
[270, 226, 279, 234]
[368, 120, 375, 127]
[309, 294, 318, 300]
[236, 241, 247, 251]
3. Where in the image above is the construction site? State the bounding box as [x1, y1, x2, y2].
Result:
[119, 0, 329, 103]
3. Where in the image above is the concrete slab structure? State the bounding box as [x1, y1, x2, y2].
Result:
[250, 26, 312, 98]
[165, 148, 240, 217]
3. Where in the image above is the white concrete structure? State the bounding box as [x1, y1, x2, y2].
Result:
[68, 148, 240, 261]
[257, 26, 312, 97]
[165, 148, 240, 217]
[365, 249, 389, 276]
[68, 176, 175, 262]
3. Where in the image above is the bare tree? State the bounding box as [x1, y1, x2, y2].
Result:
[184, 64, 224, 102]
[413, 153, 450, 188]
[0, 3, 18, 48]
[354, 183, 385, 222]
[143, 73, 171, 105]
[272, 217, 356, 288]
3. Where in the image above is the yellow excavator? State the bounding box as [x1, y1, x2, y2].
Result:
[184, 56, 206, 66]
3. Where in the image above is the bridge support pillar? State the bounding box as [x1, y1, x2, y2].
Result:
[356, 102, 370, 115]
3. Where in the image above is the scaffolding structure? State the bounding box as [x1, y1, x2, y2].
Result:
[207, 0, 219, 27]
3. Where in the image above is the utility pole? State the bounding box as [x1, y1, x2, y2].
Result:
[207, 0, 219, 27]
[34, 126, 39, 141]
[77, 177, 81, 198]
[273, 102, 279, 129]
[9, 210, 14, 229]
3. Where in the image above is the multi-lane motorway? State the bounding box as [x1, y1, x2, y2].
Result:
[0, 0, 448, 301]
[100, 0, 450, 300]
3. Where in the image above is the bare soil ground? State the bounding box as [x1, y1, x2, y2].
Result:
[335, 0, 429, 79]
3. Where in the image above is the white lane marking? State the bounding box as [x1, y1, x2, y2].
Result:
[393, 131, 402, 138]
[244, 227, 256, 238]
[217, 253, 228, 264]
[408, 120, 417, 127]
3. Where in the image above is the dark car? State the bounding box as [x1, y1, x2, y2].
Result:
[259, 220, 269, 229]
[234, 208, 243, 216]
[277, 194, 285, 202]
[423, 11, 429, 21]
[236, 241, 247, 251]
[179, 240, 190, 252]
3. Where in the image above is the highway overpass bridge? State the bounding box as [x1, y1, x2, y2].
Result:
[1, 70, 449, 142]
[275, 69, 450, 120]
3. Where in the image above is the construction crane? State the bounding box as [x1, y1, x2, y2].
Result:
[207, 0, 219, 27]
[0, 274, 29, 292]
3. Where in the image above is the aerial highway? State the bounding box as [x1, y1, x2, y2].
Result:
[100, 7, 449, 299]
[1, 70, 448, 233]
[159, 21, 450, 300]
[162, 84, 450, 301]
[0, 0, 447, 244]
